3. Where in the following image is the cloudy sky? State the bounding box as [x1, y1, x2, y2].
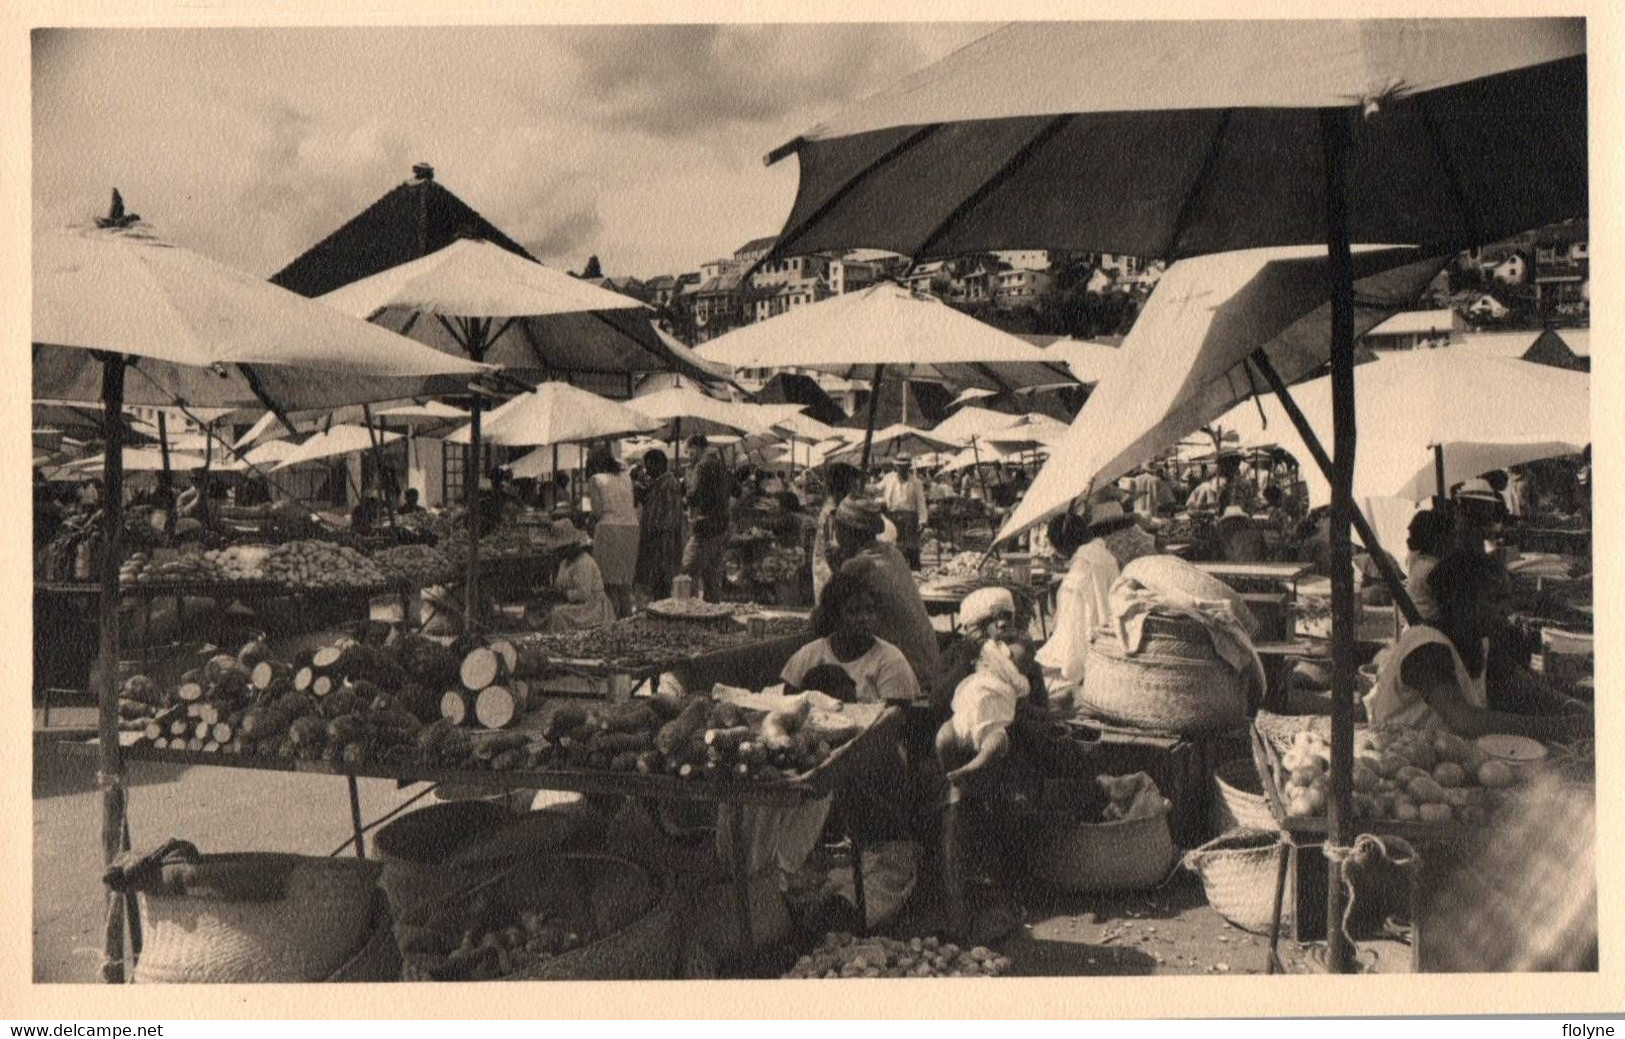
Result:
[32, 24, 993, 281]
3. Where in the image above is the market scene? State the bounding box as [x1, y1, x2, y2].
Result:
[29, 19, 1596, 986]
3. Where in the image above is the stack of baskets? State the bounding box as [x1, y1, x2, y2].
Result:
[1187, 758, 1288, 934]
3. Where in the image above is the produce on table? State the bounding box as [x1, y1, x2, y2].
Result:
[1275, 726, 1514, 825]
[261, 540, 391, 590]
[373, 544, 457, 584]
[415, 692, 859, 781]
[751, 545, 806, 585]
[783, 933, 1011, 979]
[644, 598, 738, 621]
[204, 545, 272, 581]
[920, 551, 1016, 586]
[124, 635, 436, 765]
[119, 551, 225, 586]
[511, 615, 807, 671]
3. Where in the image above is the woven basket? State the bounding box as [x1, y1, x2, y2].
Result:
[1027, 802, 1176, 892]
[401, 853, 680, 982]
[325, 894, 403, 982]
[374, 800, 513, 921]
[1212, 758, 1280, 834]
[1079, 617, 1249, 734]
[131, 853, 381, 984]
[1183, 829, 1286, 934]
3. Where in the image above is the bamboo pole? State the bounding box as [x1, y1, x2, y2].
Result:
[1319, 106, 1358, 975]
[361, 405, 398, 528]
[97, 355, 128, 983]
[1434, 443, 1448, 514]
[859, 365, 886, 472]
[156, 411, 175, 536]
[464, 319, 488, 629]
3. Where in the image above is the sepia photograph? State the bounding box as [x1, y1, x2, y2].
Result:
[12, 2, 1615, 1018]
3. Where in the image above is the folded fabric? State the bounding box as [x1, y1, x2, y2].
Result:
[1107, 577, 1266, 697]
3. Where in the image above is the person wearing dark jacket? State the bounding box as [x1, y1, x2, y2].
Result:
[681, 435, 733, 602]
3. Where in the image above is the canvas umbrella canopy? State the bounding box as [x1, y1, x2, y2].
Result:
[1216, 349, 1589, 505]
[930, 404, 1023, 444]
[32, 212, 496, 984]
[319, 237, 689, 622]
[624, 384, 804, 440]
[759, 18, 1587, 973]
[999, 246, 1449, 539]
[271, 425, 404, 470]
[696, 282, 1075, 466]
[1045, 339, 1125, 386]
[826, 423, 958, 465]
[509, 442, 589, 481]
[949, 387, 1000, 409]
[319, 237, 718, 381]
[771, 411, 841, 444]
[445, 381, 661, 449]
[65, 447, 210, 472]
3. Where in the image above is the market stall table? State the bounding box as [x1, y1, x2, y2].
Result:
[62, 700, 906, 977]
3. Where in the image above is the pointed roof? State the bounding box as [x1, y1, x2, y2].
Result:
[269, 170, 536, 299]
[1522, 327, 1589, 371]
[754, 372, 848, 425]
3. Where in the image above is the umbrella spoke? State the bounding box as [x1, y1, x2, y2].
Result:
[1162, 110, 1234, 260]
[912, 114, 1076, 262]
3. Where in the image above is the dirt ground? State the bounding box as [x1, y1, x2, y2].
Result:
[32, 721, 1409, 984]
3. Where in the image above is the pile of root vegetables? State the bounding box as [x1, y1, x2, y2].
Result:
[783, 934, 1012, 979]
[418, 691, 861, 782]
[512, 615, 807, 671]
[120, 632, 860, 784]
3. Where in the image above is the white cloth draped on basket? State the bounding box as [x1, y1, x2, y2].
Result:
[1106, 573, 1266, 698]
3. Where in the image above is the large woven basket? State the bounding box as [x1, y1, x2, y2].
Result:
[1212, 758, 1280, 834]
[1079, 616, 1249, 734]
[1183, 829, 1286, 934]
[129, 851, 381, 984]
[401, 853, 680, 982]
[373, 800, 513, 921]
[1026, 801, 1176, 892]
[325, 894, 403, 982]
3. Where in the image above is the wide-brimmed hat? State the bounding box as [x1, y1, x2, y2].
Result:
[894, 453, 913, 465]
[834, 495, 885, 534]
[1218, 504, 1251, 522]
[548, 518, 591, 548]
[1455, 477, 1500, 502]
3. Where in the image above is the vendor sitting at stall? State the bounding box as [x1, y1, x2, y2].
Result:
[823, 495, 942, 689]
[1367, 549, 1591, 741]
[1404, 509, 1452, 624]
[813, 463, 896, 602]
[1035, 489, 1159, 691]
[933, 589, 1047, 763]
[539, 517, 617, 633]
[781, 570, 921, 704]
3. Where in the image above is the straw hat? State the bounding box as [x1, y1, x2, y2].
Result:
[834, 495, 885, 534]
[1218, 504, 1251, 522]
[548, 518, 590, 548]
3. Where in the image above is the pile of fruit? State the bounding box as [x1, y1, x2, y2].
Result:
[119, 551, 223, 586]
[398, 857, 652, 981]
[415, 691, 860, 782]
[751, 545, 805, 584]
[403, 904, 595, 981]
[920, 551, 1015, 585]
[203, 545, 271, 581]
[1274, 727, 1517, 826]
[262, 540, 391, 590]
[514, 615, 807, 670]
[373, 544, 456, 584]
[783, 934, 1011, 979]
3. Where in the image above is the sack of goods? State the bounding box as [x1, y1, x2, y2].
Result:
[1079, 555, 1264, 735]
